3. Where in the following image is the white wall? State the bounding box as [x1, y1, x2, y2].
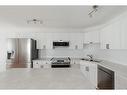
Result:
[83, 44, 127, 65]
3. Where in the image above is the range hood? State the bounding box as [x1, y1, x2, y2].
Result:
[53, 40, 69, 49]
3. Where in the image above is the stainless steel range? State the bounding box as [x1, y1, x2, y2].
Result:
[51, 57, 71, 68]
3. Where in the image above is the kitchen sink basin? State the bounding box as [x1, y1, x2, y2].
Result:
[81, 58, 102, 63]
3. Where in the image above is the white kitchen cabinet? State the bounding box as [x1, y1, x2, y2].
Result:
[33, 60, 51, 68]
[52, 33, 70, 41]
[36, 33, 47, 49]
[80, 61, 97, 88]
[80, 61, 90, 80]
[120, 19, 127, 49]
[37, 39, 46, 49]
[46, 33, 53, 49]
[115, 73, 127, 89]
[33, 61, 42, 68]
[36, 33, 53, 49]
[36, 32, 84, 50]
[71, 59, 80, 64]
[100, 21, 121, 49]
[84, 31, 100, 44]
[69, 33, 83, 50]
[89, 62, 97, 88]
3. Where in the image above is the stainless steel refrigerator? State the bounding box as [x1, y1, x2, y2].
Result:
[6, 38, 38, 68]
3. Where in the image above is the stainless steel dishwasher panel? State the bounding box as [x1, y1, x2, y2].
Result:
[98, 65, 114, 89]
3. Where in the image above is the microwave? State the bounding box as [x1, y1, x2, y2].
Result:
[53, 41, 69, 47]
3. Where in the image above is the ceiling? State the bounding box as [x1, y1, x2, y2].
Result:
[0, 6, 127, 29]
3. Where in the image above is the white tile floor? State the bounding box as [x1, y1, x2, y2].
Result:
[0, 68, 95, 89]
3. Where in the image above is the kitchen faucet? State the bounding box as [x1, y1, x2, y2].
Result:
[87, 54, 93, 61]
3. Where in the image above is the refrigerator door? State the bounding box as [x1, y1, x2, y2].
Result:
[7, 38, 18, 63]
[18, 39, 32, 68]
[7, 38, 19, 68]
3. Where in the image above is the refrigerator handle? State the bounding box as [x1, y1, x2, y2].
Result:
[7, 50, 15, 59]
[10, 50, 15, 59]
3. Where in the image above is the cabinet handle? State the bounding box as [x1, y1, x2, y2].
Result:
[106, 44, 110, 49]
[43, 45, 46, 49]
[89, 42, 93, 44]
[85, 66, 89, 72]
[75, 45, 78, 50]
[41, 65, 43, 68]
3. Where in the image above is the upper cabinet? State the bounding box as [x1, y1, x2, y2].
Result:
[69, 33, 84, 50]
[36, 32, 84, 50]
[120, 18, 127, 49]
[36, 33, 53, 49]
[100, 22, 121, 49]
[100, 15, 127, 49]
[84, 31, 100, 44]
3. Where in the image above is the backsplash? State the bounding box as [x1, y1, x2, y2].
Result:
[38, 43, 127, 65]
[38, 49, 85, 59]
[83, 43, 127, 65]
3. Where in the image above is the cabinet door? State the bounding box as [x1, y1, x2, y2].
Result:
[46, 33, 53, 49]
[70, 33, 83, 50]
[84, 32, 91, 43]
[36, 39, 41, 49]
[121, 19, 127, 49]
[80, 61, 97, 88]
[84, 31, 100, 44]
[100, 28, 110, 49]
[33, 61, 41, 68]
[36, 34, 47, 49]
[100, 21, 121, 49]
[89, 63, 97, 88]
[115, 73, 127, 89]
[109, 22, 121, 49]
[80, 61, 90, 80]
[81, 65, 90, 80]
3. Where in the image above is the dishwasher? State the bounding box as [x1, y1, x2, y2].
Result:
[98, 65, 114, 89]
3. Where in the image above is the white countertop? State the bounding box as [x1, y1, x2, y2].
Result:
[98, 60, 127, 77]
[0, 68, 95, 89]
[80, 59, 127, 78]
[33, 58, 82, 61]
[34, 58, 127, 78]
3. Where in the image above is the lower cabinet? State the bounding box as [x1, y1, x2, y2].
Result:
[33, 60, 51, 68]
[115, 73, 127, 89]
[80, 61, 127, 89]
[80, 61, 97, 88]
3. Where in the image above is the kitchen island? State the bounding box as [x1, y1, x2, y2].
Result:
[0, 68, 95, 89]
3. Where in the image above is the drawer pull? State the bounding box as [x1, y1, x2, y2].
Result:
[41, 65, 43, 68]
[85, 66, 89, 72]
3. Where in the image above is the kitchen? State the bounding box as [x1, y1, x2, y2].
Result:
[0, 6, 127, 89]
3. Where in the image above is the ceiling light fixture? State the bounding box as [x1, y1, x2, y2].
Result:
[88, 5, 99, 18]
[27, 19, 43, 24]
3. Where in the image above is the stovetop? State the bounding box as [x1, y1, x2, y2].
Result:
[51, 57, 71, 63]
[51, 57, 71, 64]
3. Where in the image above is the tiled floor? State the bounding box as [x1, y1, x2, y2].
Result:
[0, 68, 95, 89]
